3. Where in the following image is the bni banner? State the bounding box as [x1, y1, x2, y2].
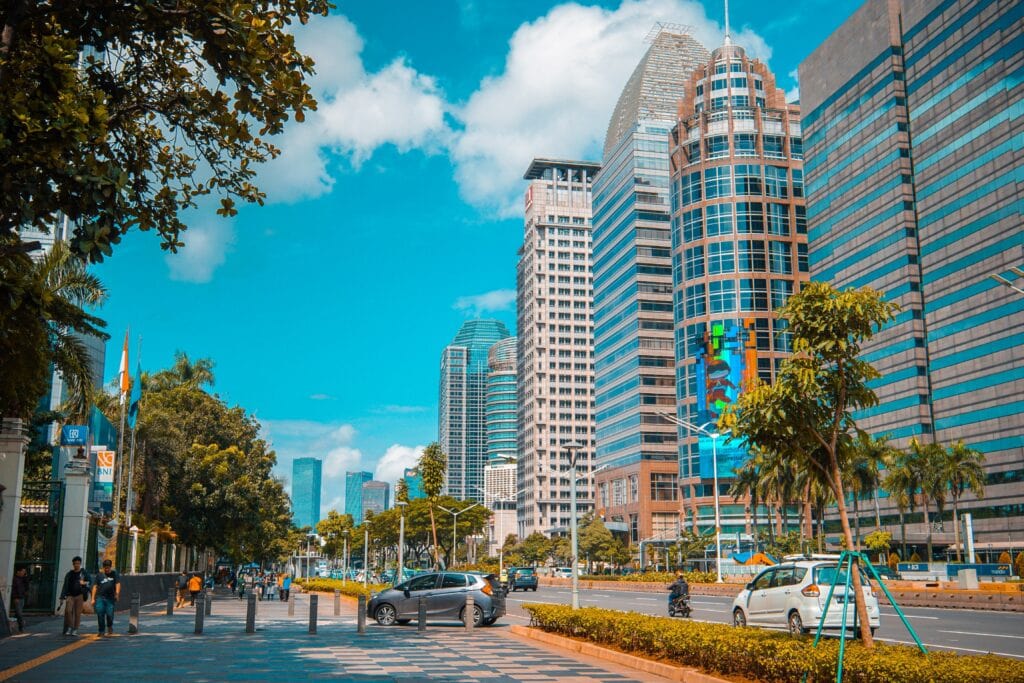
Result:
[93, 448, 115, 508]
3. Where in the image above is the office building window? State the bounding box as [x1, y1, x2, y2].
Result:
[681, 171, 702, 204]
[707, 242, 736, 274]
[685, 246, 705, 279]
[790, 137, 803, 158]
[737, 239, 766, 271]
[685, 284, 706, 318]
[736, 202, 765, 233]
[763, 135, 784, 158]
[705, 204, 734, 236]
[769, 241, 792, 274]
[792, 169, 804, 197]
[709, 280, 736, 313]
[767, 204, 790, 236]
[734, 132, 756, 155]
[739, 278, 769, 311]
[795, 205, 807, 234]
[705, 166, 732, 198]
[629, 474, 639, 503]
[771, 279, 793, 309]
[683, 208, 703, 242]
[651, 473, 679, 501]
[764, 166, 789, 198]
[735, 164, 762, 195]
[798, 243, 809, 273]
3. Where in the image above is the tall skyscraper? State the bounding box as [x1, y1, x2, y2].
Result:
[401, 467, 426, 501]
[291, 457, 323, 530]
[592, 27, 709, 546]
[668, 36, 808, 537]
[439, 319, 512, 500]
[345, 470, 373, 525]
[484, 454, 518, 555]
[800, 0, 1023, 543]
[361, 480, 391, 518]
[516, 158, 600, 538]
[486, 337, 518, 461]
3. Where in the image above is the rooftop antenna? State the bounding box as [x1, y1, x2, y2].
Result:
[723, 0, 732, 45]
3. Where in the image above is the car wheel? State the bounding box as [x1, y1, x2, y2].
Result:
[460, 605, 484, 627]
[732, 608, 746, 628]
[532, 587, 537, 592]
[483, 617, 497, 626]
[374, 604, 397, 626]
[871, 627, 877, 637]
[787, 611, 806, 636]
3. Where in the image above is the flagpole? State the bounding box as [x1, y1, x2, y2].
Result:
[125, 425, 137, 529]
[113, 328, 129, 524]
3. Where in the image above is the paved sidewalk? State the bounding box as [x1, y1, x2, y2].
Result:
[0, 590, 667, 681]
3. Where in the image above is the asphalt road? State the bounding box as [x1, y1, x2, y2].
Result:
[501, 586, 1024, 659]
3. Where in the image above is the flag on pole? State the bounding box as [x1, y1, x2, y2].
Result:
[127, 362, 142, 429]
[118, 330, 130, 404]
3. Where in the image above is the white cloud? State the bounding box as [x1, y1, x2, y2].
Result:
[453, 288, 516, 315]
[450, 0, 771, 216]
[785, 68, 800, 103]
[256, 14, 450, 203]
[374, 444, 425, 486]
[165, 214, 236, 283]
[309, 393, 335, 401]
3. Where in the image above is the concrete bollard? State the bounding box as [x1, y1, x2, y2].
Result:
[334, 589, 341, 616]
[288, 594, 296, 617]
[357, 594, 366, 635]
[205, 589, 212, 616]
[129, 593, 140, 634]
[167, 587, 175, 615]
[308, 594, 318, 634]
[417, 596, 426, 632]
[464, 594, 474, 631]
[194, 592, 205, 634]
[245, 593, 256, 634]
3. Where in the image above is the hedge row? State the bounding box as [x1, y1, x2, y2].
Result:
[578, 570, 719, 584]
[292, 578, 388, 597]
[523, 604, 1024, 683]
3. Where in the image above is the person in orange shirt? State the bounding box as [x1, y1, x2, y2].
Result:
[187, 572, 203, 606]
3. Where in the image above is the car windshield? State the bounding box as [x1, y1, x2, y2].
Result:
[814, 565, 871, 588]
[518, 569, 534, 576]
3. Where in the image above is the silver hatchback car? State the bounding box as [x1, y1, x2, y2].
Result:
[369, 572, 504, 626]
[732, 559, 881, 636]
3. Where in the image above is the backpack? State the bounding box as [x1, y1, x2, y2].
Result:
[188, 575, 202, 591]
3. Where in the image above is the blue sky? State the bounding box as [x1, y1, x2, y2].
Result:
[96, 0, 860, 516]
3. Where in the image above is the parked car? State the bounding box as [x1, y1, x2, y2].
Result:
[553, 567, 574, 579]
[732, 559, 881, 636]
[369, 572, 504, 627]
[507, 567, 538, 592]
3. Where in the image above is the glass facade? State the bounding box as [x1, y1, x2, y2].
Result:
[291, 457, 323, 530]
[485, 337, 518, 461]
[361, 480, 390, 518]
[439, 320, 511, 500]
[402, 467, 425, 501]
[669, 43, 807, 518]
[345, 470, 372, 525]
[800, 0, 1023, 542]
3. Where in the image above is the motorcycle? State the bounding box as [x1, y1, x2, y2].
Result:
[668, 593, 692, 618]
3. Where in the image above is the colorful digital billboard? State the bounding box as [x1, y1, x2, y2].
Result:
[695, 322, 756, 479]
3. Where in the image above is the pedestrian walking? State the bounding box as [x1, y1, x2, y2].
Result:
[277, 573, 285, 601]
[281, 574, 291, 602]
[59, 556, 90, 636]
[11, 567, 29, 633]
[176, 570, 189, 607]
[188, 572, 202, 606]
[92, 559, 119, 636]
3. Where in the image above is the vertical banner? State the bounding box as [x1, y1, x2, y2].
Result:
[93, 448, 116, 514]
[696, 322, 750, 479]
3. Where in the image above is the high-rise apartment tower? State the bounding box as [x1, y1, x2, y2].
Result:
[291, 457, 323, 530]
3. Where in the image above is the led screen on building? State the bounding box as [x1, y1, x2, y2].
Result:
[695, 322, 755, 479]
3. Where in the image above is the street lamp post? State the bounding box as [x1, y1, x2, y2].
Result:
[437, 503, 481, 569]
[564, 440, 584, 610]
[396, 501, 407, 584]
[363, 528, 369, 590]
[342, 530, 349, 585]
[659, 412, 726, 583]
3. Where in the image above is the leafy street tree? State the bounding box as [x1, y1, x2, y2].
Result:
[395, 477, 410, 505]
[517, 532, 554, 566]
[863, 531, 892, 564]
[940, 440, 985, 563]
[316, 510, 355, 560]
[578, 515, 616, 571]
[418, 442, 447, 569]
[0, 1, 330, 263]
[0, 238, 108, 418]
[724, 282, 898, 647]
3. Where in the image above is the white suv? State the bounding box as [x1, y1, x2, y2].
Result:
[731, 557, 880, 636]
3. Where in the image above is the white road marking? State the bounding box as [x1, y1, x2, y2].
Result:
[938, 630, 1024, 640]
[875, 638, 1024, 659]
[879, 613, 939, 620]
[636, 598, 658, 602]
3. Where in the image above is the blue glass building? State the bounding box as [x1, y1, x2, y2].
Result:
[291, 457, 322, 530]
[402, 467, 425, 501]
[485, 337, 518, 461]
[345, 470, 372, 525]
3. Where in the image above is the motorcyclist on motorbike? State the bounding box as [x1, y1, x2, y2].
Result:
[667, 573, 690, 614]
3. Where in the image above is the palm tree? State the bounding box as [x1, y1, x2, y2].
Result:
[150, 351, 215, 390]
[908, 437, 945, 562]
[730, 457, 762, 549]
[419, 442, 447, 569]
[940, 441, 985, 562]
[883, 459, 918, 560]
[845, 432, 896, 546]
[758, 449, 798, 537]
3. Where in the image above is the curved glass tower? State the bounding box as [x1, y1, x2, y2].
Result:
[669, 40, 808, 534]
[593, 27, 709, 546]
[485, 337, 518, 461]
[439, 319, 512, 500]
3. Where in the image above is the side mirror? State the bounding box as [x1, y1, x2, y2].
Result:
[403, 589, 410, 598]
[746, 582, 754, 590]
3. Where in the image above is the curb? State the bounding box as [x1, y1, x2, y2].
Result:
[509, 624, 728, 683]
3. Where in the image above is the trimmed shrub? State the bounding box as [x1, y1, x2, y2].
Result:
[888, 552, 900, 573]
[522, 604, 1024, 683]
[1014, 552, 1024, 579]
[577, 570, 718, 584]
[998, 551, 1012, 565]
[293, 577, 388, 598]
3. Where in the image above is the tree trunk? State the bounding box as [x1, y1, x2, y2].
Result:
[751, 495, 758, 550]
[428, 502, 440, 570]
[853, 495, 861, 550]
[803, 482, 813, 541]
[873, 489, 882, 530]
[830, 461, 874, 647]
[900, 510, 907, 560]
[923, 496, 933, 563]
[952, 494, 962, 563]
